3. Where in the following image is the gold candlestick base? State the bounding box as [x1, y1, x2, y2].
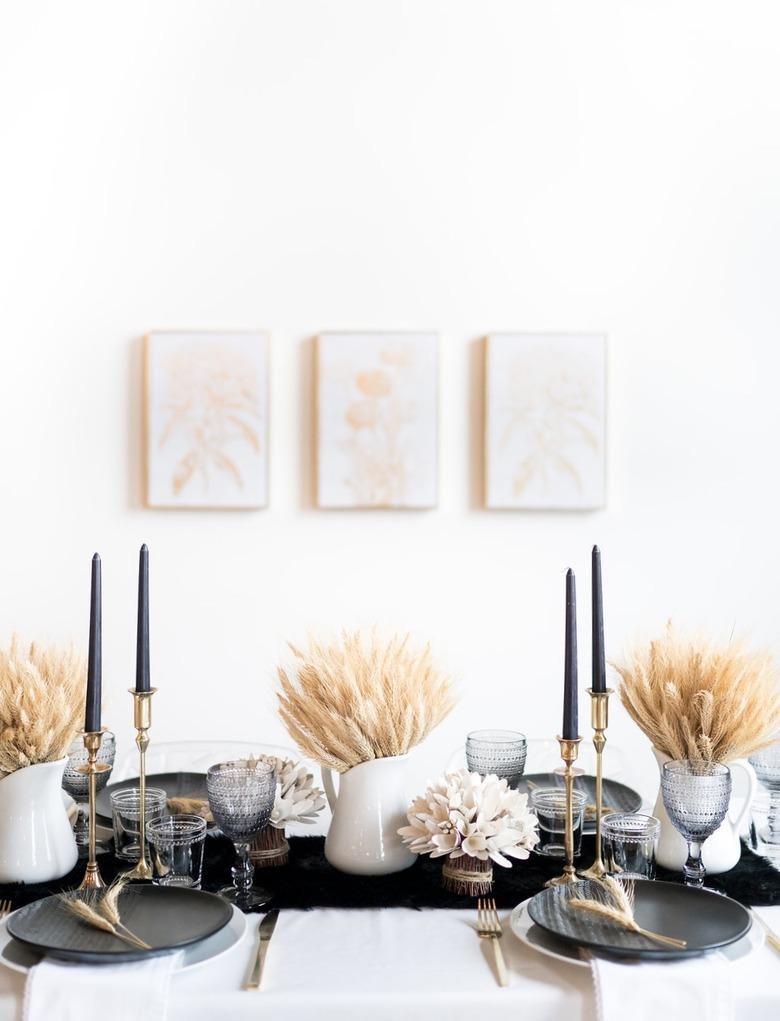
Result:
[545, 736, 584, 888]
[124, 688, 156, 882]
[579, 688, 613, 882]
[76, 729, 110, 891]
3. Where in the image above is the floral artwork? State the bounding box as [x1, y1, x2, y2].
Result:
[316, 333, 438, 508]
[145, 332, 269, 508]
[484, 333, 606, 509]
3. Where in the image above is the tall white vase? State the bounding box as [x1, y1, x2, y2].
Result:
[652, 747, 757, 874]
[0, 758, 78, 883]
[322, 754, 416, 875]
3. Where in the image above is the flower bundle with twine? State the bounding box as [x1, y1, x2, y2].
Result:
[614, 622, 780, 762]
[0, 636, 86, 778]
[277, 631, 456, 772]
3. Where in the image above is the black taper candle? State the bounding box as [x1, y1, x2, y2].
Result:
[85, 553, 102, 733]
[136, 544, 150, 692]
[592, 545, 606, 693]
[563, 568, 578, 739]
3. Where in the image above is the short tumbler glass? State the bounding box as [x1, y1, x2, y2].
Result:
[530, 787, 587, 858]
[466, 730, 527, 787]
[601, 813, 660, 879]
[111, 787, 168, 862]
[148, 813, 207, 889]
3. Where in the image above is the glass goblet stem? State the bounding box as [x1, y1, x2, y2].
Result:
[74, 799, 90, 846]
[682, 840, 705, 887]
[232, 843, 255, 908]
[768, 790, 780, 842]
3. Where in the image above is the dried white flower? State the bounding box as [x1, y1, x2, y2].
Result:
[252, 754, 326, 828]
[399, 769, 539, 867]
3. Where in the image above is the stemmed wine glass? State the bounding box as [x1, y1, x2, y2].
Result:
[749, 739, 780, 847]
[661, 758, 731, 888]
[62, 731, 116, 857]
[207, 759, 276, 911]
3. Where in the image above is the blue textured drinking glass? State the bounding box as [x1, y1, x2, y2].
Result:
[661, 759, 731, 888]
[207, 759, 276, 911]
[466, 730, 527, 787]
[749, 739, 780, 847]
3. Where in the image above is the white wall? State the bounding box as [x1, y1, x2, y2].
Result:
[2, 1, 780, 798]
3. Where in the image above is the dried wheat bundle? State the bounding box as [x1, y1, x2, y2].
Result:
[0, 636, 86, 778]
[615, 622, 780, 762]
[277, 631, 457, 772]
[568, 875, 686, 949]
[60, 880, 150, 950]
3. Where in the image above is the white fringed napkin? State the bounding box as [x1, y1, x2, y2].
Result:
[587, 950, 734, 1021]
[24, 951, 181, 1021]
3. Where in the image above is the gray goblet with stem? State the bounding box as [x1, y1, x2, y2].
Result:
[207, 759, 276, 911]
[749, 739, 780, 847]
[661, 758, 731, 888]
[62, 731, 116, 857]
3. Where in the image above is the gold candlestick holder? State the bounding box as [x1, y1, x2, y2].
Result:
[579, 688, 613, 881]
[76, 729, 110, 891]
[124, 688, 156, 881]
[544, 736, 584, 888]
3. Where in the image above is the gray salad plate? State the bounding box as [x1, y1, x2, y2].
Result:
[7, 885, 232, 963]
[96, 771, 208, 824]
[527, 880, 751, 959]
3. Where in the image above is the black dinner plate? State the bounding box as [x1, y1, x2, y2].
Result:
[527, 880, 751, 959]
[516, 773, 642, 834]
[7, 885, 232, 963]
[96, 771, 208, 824]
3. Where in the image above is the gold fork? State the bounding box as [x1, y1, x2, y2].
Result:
[476, 897, 507, 987]
[0, 900, 12, 920]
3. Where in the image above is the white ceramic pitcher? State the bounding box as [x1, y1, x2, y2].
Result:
[322, 754, 416, 875]
[652, 747, 757, 874]
[0, 758, 78, 883]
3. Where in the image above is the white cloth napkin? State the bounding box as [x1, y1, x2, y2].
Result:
[587, 951, 734, 1021]
[23, 951, 181, 1021]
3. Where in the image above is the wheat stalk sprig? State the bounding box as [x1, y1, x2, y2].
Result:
[60, 890, 151, 951]
[568, 876, 687, 949]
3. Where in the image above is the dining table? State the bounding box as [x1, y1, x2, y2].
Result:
[0, 902, 777, 1020]
[0, 739, 777, 1021]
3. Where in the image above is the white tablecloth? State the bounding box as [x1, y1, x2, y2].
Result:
[1, 906, 777, 1021]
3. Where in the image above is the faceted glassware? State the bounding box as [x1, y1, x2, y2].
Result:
[110, 786, 168, 862]
[749, 739, 780, 847]
[207, 759, 276, 911]
[62, 731, 116, 856]
[466, 730, 527, 787]
[601, 813, 660, 880]
[661, 759, 731, 888]
[148, 813, 207, 889]
[530, 787, 587, 858]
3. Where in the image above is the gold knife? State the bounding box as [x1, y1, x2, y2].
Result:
[244, 909, 280, 990]
[751, 909, 780, 955]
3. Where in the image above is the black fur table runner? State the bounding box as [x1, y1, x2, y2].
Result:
[2, 834, 778, 913]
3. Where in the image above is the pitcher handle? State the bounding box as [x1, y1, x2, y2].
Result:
[321, 767, 338, 812]
[728, 758, 758, 832]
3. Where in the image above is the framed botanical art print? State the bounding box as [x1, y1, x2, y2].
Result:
[145, 331, 269, 508]
[315, 332, 438, 508]
[484, 333, 606, 509]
